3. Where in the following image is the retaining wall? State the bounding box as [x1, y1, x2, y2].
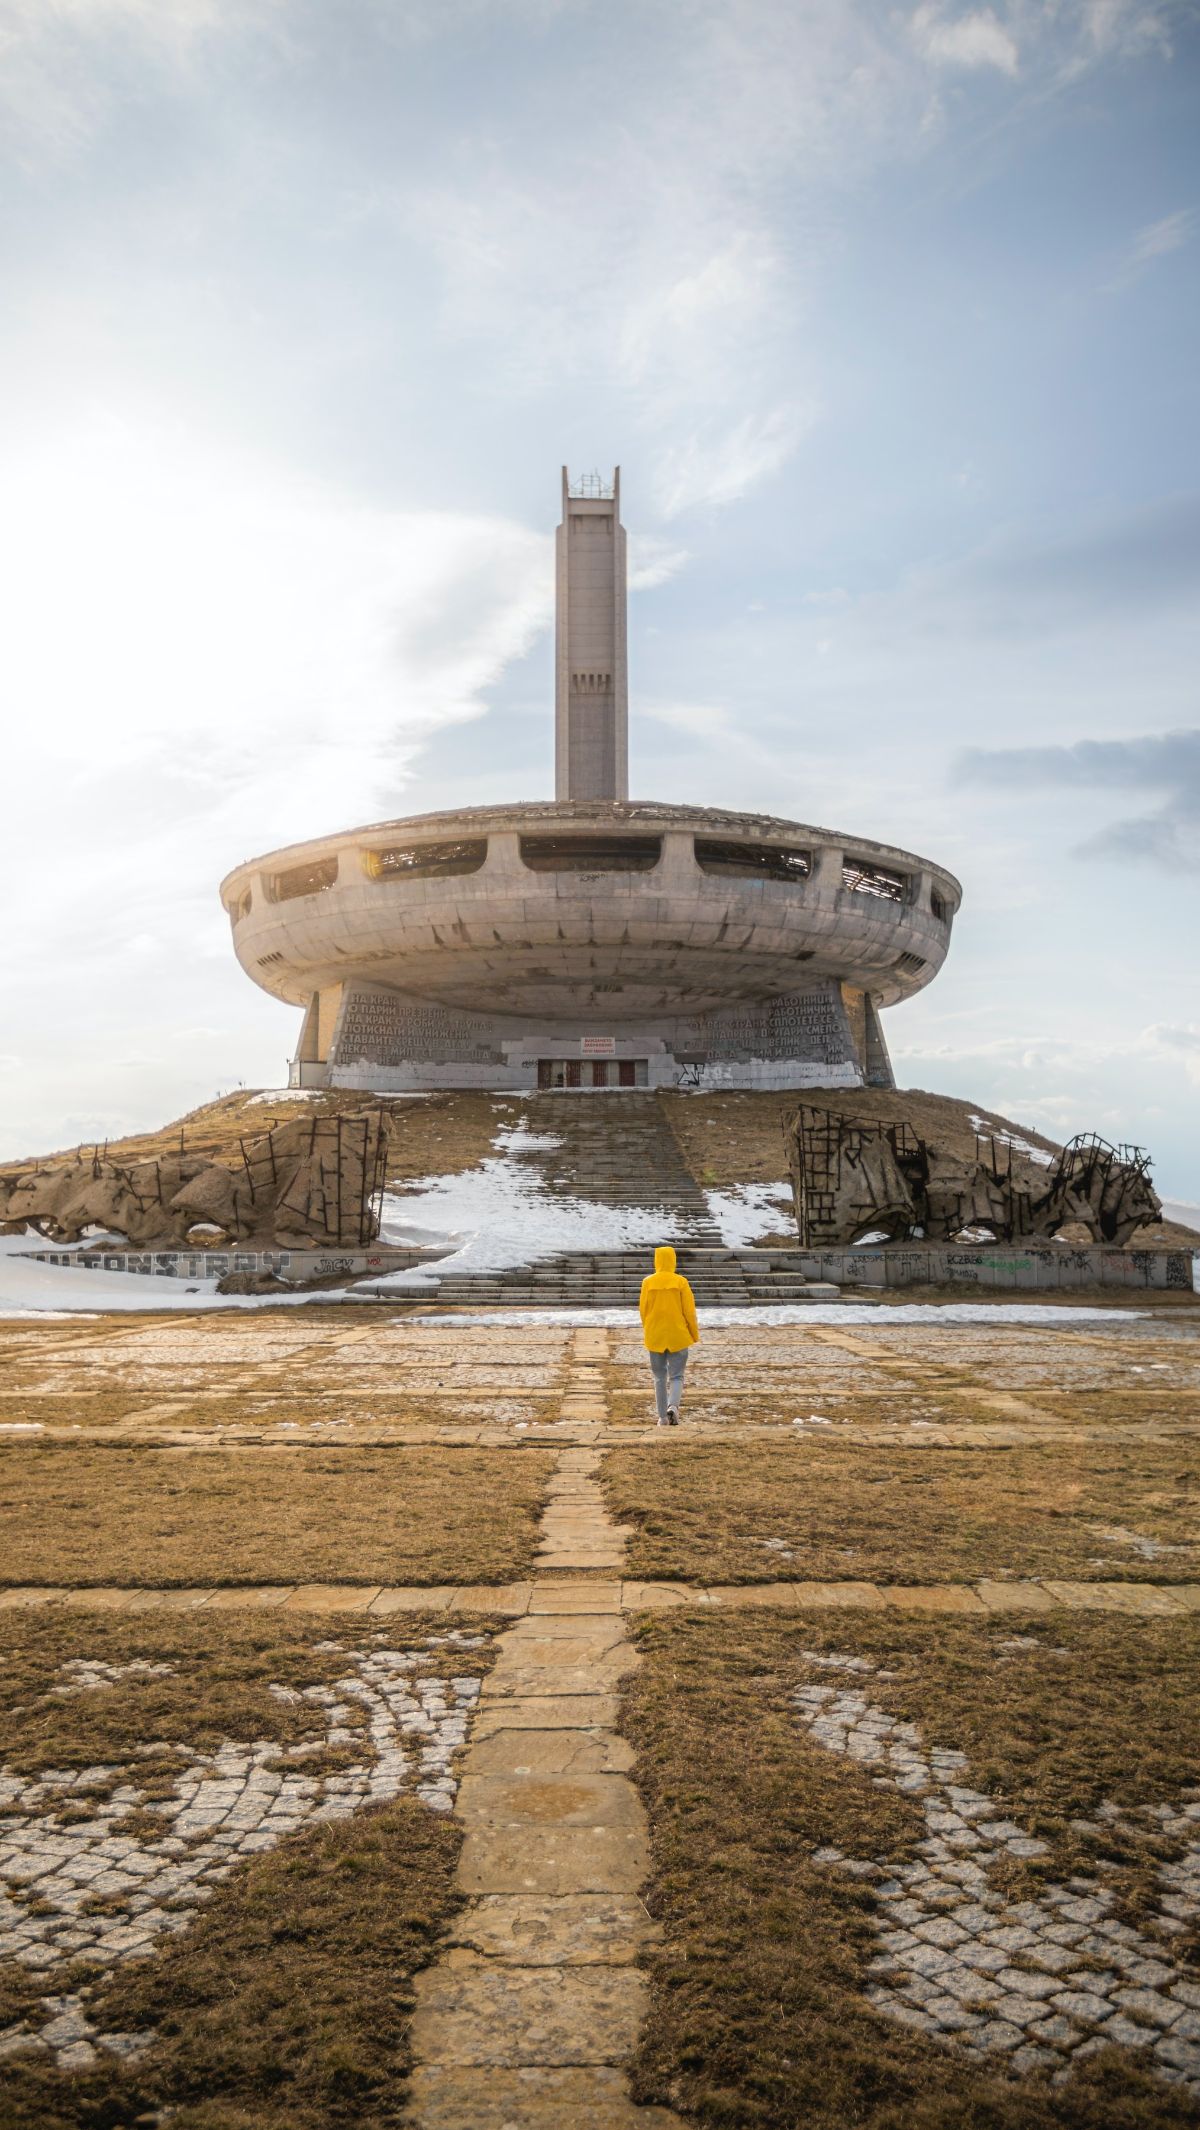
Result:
[790, 1244, 1199, 1292]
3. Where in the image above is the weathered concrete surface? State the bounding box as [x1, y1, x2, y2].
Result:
[406, 2065, 683, 2129]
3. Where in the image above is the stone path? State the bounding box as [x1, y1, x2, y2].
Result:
[3, 1579, 1196, 1616]
[4, 1314, 1200, 2119]
[404, 1333, 685, 2127]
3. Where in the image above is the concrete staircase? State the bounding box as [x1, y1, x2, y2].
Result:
[416, 1092, 839, 1308]
[432, 1245, 838, 1309]
[524, 1092, 724, 1241]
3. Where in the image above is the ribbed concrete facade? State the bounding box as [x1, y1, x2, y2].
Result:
[220, 470, 962, 1092]
[555, 469, 628, 802]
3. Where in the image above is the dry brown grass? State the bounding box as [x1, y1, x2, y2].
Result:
[624, 1608, 1200, 2129]
[0, 1607, 491, 1773]
[659, 1086, 1064, 1191]
[603, 1437, 1200, 1584]
[659, 1087, 1199, 1249]
[7, 1087, 516, 1190]
[0, 1609, 491, 2128]
[0, 1444, 554, 1585]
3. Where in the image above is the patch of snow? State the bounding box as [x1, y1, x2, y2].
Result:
[704, 1182, 793, 1247]
[367, 1125, 709, 1291]
[244, 1088, 323, 1105]
[1162, 1199, 1200, 1234]
[0, 1233, 349, 1317]
[968, 1114, 1055, 1167]
[244, 1088, 435, 1106]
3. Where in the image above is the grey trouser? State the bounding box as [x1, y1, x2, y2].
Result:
[648, 1347, 688, 1419]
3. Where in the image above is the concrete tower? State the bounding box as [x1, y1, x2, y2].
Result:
[555, 467, 628, 801]
[222, 465, 962, 1094]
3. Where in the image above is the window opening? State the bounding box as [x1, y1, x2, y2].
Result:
[520, 835, 661, 873]
[265, 856, 338, 904]
[364, 839, 487, 881]
[842, 857, 907, 902]
[694, 838, 811, 883]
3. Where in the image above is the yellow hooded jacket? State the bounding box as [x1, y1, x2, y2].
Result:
[639, 1245, 700, 1353]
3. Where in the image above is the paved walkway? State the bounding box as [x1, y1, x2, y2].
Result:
[403, 1331, 685, 2127]
[3, 1580, 1197, 1616]
[5, 1322, 1198, 2123]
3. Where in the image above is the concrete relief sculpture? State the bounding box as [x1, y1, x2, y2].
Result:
[0, 1111, 391, 1251]
[785, 1108, 1161, 1248]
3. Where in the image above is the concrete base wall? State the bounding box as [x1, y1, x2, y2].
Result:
[308, 977, 871, 1093]
[790, 1244, 1200, 1292]
[20, 1245, 420, 1282]
[19, 1244, 1198, 1292]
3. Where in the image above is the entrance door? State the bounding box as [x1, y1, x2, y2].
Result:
[538, 1057, 644, 1087]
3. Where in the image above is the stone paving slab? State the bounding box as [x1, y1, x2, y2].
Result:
[620, 1580, 699, 1608]
[471, 1696, 623, 1737]
[280, 1582, 382, 1612]
[492, 1634, 637, 1670]
[527, 1581, 623, 1612]
[465, 1728, 635, 1775]
[447, 1894, 654, 1964]
[785, 1580, 886, 1610]
[406, 2064, 686, 2128]
[481, 1662, 637, 1700]
[1041, 1580, 1190, 1615]
[457, 1823, 650, 1896]
[449, 1583, 534, 1614]
[883, 1585, 988, 1614]
[456, 1773, 645, 1829]
[703, 1583, 801, 1608]
[975, 1579, 1059, 1612]
[410, 1962, 648, 2066]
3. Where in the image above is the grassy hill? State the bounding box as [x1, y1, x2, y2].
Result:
[8, 1085, 1197, 1249]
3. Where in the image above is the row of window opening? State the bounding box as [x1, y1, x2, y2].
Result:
[234, 838, 952, 918]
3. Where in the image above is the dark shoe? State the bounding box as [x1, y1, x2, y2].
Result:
[667, 1408, 680, 1425]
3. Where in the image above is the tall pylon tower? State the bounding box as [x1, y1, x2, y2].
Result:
[554, 467, 628, 802]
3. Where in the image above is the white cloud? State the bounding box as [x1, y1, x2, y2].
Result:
[0, 409, 553, 1151]
[0, 0, 278, 162]
[911, 5, 1019, 76]
[653, 404, 818, 519]
[627, 535, 689, 592]
[1104, 206, 1195, 290]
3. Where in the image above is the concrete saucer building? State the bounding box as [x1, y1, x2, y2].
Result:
[221, 471, 961, 1093]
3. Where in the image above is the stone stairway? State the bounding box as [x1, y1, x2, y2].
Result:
[522, 1093, 724, 1242]
[433, 1247, 837, 1309]
[425, 1092, 838, 1308]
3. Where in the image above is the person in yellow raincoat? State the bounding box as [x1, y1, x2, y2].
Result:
[639, 1244, 699, 1427]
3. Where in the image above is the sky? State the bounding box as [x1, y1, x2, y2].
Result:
[1, 0, 1198, 1195]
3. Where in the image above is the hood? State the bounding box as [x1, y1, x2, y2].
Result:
[653, 1245, 677, 1276]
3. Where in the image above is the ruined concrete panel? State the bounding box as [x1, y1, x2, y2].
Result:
[0, 1112, 391, 1251]
[784, 1110, 1161, 1248]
